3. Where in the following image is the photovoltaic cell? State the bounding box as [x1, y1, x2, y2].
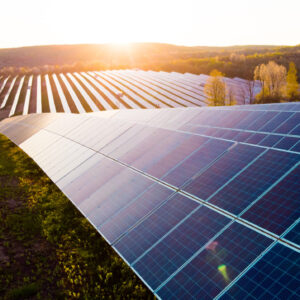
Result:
[284, 223, 300, 246]
[162, 138, 233, 188]
[290, 141, 300, 153]
[184, 144, 264, 200]
[133, 206, 231, 290]
[209, 150, 300, 215]
[62, 156, 124, 205]
[157, 222, 273, 299]
[258, 134, 283, 147]
[119, 128, 169, 164]
[232, 131, 252, 142]
[290, 124, 300, 136]
[84, 168, 153, 227]
[114, 194, 200, 264]
[273, 136, 299, 150]
[234, 111, 262, 130]
[145, 134, 208, 179]
[220, 129, 240, 140]
[131, 131, 188, 172]
[99, 183, 174, 244]
[220, 243, 300, 300]
[246, 111, 278, 131]
[241, 165, 300, 235]
[245, 133, 267, 145]
[274, 112, 300, 134]
[259, 112, 293, 133]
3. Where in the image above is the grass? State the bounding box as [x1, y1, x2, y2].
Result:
[0, 133, 153, 299]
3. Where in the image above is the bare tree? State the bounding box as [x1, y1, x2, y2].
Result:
[246, 80, 256, 104]
[226, 85, 237, 106]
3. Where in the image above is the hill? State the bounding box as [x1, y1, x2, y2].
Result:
[0, 43, 299, 80]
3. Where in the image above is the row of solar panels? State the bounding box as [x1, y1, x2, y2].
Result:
[0, 103, 298, 299]
[0, 70, 260, 118]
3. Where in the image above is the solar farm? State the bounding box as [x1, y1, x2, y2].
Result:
[0, 100, 299, 299]
[0, 70, 261, 119]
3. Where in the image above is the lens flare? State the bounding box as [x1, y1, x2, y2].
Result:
[218, 264, 230, 282]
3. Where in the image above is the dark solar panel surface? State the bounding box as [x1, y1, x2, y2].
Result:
[0, 103, 299, 299]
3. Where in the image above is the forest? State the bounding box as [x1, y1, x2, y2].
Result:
[0, 43, 300, 82]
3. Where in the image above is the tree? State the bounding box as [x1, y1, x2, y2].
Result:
[246, 80, 256, 104]
[204, 69, 226, 106]
[226, 85, 237, 106]
[254, 61, 287, 102]
[286, 62, 299, 100]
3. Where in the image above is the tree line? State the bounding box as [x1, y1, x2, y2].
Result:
[204, 61, 299, 106]
[0, 44, 300, 80]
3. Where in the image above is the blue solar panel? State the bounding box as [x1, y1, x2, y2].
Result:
[220, 243, 300, 300]
[290, 141, 300, 152]
[157, 222, 273, 299]
[61, 156, 123, 204]
[184, 144, 264, 200]
[241, 165, 300, 235]
[145, 135, 208, 179]
[274, 136, 300, 150]
[290, 124, 300, 136]
[119, 129, 170, 164]
[234, 111, 263, 130]
[85, 169, 153, 227]
[162, 139, 233, 188]
[258, 134, 283, 147]
[284, 222, 300, 246]
[131, 131, 189, 172]
[133, 206, 231, 290]
[220, 129, 240, 140]
[114, 194, 200, 264]
[1, 103, 299, 300]
[246, 111, 278, 131]
[99, 183, 174, 244]
[259, 112, 293, 133]
[232, 131, 252, 142]
[245, 133, 268, 144]
[209, 150, 300, 215]
[274, 112, 300, 134]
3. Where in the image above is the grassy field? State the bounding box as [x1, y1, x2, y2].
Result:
[0, 134, 153, 300]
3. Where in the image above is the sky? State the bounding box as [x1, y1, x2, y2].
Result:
[1, 0, 299, 49]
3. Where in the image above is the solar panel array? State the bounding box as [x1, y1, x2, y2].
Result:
[0, 70, 260, 119]
[0, 102, 299, 299]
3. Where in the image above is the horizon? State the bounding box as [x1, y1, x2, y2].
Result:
[1, 0, 300, 49]
[0, 41, 299, 51]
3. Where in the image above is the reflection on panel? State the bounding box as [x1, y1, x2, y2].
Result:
[220, 243, 300, 300]
[157, 223, 273, 299]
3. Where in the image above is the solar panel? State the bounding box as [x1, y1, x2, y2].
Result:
[220, 243, 299, 299]
[283, 223, 300, 246]
[114, 193, 200, 263]
[184, 143, 264, 200]
[241, 165, 300, 235]
[162, 139, 233, 188]
[208, 149, 300, 215]
[1, 102, 299, 299]
[133, 206, 231, 290]
[99, 183, 175, 244]
[157, 222, 273, 299]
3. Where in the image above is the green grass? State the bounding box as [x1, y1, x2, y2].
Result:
[0, 134, 153, 299]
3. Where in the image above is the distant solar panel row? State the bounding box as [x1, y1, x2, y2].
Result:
[0, 103, 299, 299]
[0, 70, 261, 119]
